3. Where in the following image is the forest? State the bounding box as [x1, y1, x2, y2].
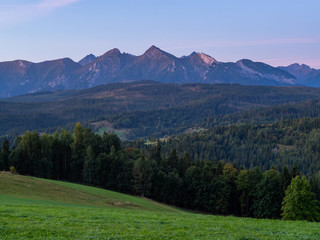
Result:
[130, 117, 320, 176]
[2, 82, 320, 140]
[1, 121, 320, 221]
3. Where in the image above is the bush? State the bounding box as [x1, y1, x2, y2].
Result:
[9, 166, 18, 174]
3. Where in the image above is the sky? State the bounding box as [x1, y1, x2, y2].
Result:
[0, 0, 319, 68]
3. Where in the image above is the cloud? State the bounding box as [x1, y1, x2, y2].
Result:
[37, 0, 81, 10]
[0, 0, 81, 27]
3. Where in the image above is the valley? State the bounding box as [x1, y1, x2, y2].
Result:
[2, 81, 320, 140]
[2, 0, 320, 238]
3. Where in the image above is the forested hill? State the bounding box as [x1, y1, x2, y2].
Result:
[2, 81, 320, 139]
[201, 98, 320, 129]
[131, 117, 320, 175]
[108, 97, 320, 139]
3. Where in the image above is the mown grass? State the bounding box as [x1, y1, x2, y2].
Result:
[1, 172, 319, 239]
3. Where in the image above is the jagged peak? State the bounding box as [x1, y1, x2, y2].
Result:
[182, 51, 197, 58]
[286, 63, 312, 70]
[142, 45, 176, 61]
[183, 51, 217, 65]
[144, 45, 164, 55]
[196, 52, 217, 65]
[78, 54, 97, 66]
[147, 45, 160, 51]
[96, 48, 122, 61]
[82, 53, 96, 60]
[105, 48, 121, 55]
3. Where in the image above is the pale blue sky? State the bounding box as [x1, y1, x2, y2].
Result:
[0, 0, 319, 68]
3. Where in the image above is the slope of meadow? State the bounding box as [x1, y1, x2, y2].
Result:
[0, 172, 319, 240]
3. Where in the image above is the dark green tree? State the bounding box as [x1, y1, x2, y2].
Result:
[59, 129, 73, 180]
[253, 169, 282, 219]
[222, 162, 240, 215]
[1, 139, 10, 170]
[236, 167, 262, 217]
[291, 163, 300, 179]
[37, 134, 53, 178]
[10, 131, 41, 176]
[310, 172, 320, 201]
[132, 156, 153, 197]
[185, 161, 229, 214]
[280, 166, 292, 197]
[71, 123, 85, 181]
[168, 148, 179, 171]
[83, 146, 96, 184]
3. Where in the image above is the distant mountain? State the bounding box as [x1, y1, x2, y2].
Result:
[205, 59, 295, 86]
[112, 45, 189, 83]
[0, 58, 82, 97]
[78, 54, 97, 66]
[70, 48, 136, 88]
[2, 45, 318, 98]
[279, 63, 320, 87]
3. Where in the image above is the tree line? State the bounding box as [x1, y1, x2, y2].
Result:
[1, 122, 319, 221]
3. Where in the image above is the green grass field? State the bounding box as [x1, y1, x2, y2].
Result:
[0, 172, 319, 239]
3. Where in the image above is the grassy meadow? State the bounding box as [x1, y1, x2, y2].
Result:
[0, 172, 319, 239]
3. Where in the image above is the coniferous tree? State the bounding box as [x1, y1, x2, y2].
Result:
[222, 162, 240, 215]
[236, 167, 262, 217]
[132, 156, 153, 197]
[71, 123, 85, 181]
[253, 169, 282, 219]
[83, 146, 96, 184]
[1, 139, 10, 170]
[168, 148, 179, 171]
[280, 166, 292, 197]
[291, 163, 299, 179]
[0, 145, 2, 170]
[310, 172, 320, 201]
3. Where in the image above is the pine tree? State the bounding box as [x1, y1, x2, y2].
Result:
[132, 156, 153, 197]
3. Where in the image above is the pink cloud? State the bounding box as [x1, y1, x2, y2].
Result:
[0, 0, 81, 27]
[37, 0, 81, 10]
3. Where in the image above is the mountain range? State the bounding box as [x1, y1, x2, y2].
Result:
[0, 45, 319, 98]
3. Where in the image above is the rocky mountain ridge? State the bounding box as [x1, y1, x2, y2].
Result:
[0, 45, 318, 97]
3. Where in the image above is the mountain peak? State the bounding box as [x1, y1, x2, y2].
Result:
[105, 48, 121, 55]
[147, 45, 160, 51]
[144, 45, 164, 54]
[142, 45, 170, 60]
[78, 54, 97, 66]
[183, 51, 217, 66]
[287, 63, 312, 71]
[196, 52, 217, 65]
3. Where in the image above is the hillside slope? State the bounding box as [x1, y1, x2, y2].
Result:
[0, 172, 180, 212]
[0, 172, 319, 239]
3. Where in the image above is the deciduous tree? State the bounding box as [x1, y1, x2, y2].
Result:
[281, 176, 320, 222]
